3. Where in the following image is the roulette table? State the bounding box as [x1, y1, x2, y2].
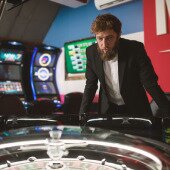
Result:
[0, 125, 170, 170]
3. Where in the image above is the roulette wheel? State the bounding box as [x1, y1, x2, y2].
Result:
[0, 125, 170, 170]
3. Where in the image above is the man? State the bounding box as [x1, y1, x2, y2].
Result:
[79, 13, 169, 117]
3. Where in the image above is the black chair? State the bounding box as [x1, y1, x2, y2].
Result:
[0, 94, 27, 131]
[0, 94, 26, 116]
[28, 99, 56, 115]
[150, 93, 170, 117]
[63, 92, 83, 114]
[4, 98, 57, 130]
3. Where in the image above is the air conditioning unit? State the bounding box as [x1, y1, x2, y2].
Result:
[49, 0, 88, 8]
[94, 0, 133, 10]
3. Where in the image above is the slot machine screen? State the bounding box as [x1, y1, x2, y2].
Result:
[34, 82, 56, 95]
[0, 49, 23, 63]
[0, 64, 22, 81]
[0, 81, 23, 94]
[34, 52, 56, 67]
[64, 37, 96, 80]
[33, 67, 53, 81]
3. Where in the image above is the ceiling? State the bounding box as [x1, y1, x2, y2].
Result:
[0, 0, 89, 44]
[0, 0, 60, 44]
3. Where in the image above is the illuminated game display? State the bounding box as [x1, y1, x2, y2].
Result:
[0, 49, 22, 62]
[0, 41, 24, 96]
[64, 37, 96, 80]
[30, 45, 61, 101]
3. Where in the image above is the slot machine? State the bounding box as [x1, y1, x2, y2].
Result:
[30, 45, 61, 109]
[0, 40, 26, 101]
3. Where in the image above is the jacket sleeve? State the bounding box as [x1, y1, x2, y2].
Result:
[79, 46, 98, 114]
[136, 43, 170, 113]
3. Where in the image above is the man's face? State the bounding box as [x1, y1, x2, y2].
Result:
[96, 29, 120, 60]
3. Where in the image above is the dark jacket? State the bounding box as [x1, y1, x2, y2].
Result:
[79, 38, 169, 116]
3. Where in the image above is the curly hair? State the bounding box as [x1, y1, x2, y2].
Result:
[91, 13, 122, 35]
